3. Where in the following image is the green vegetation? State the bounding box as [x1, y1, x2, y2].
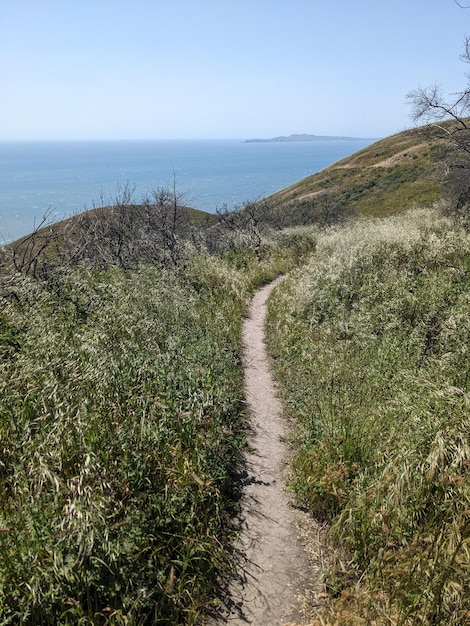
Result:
[267, 125, 448, 221]
[0, 237, 314, 625]
[1, 261, 240, 625]
[2, 120, 470, 624]
[266, 208, 470, 625]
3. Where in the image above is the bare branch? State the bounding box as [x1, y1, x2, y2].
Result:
[407, 33, 470, 225]
[12, 207, 62, 278]
[407, 84, 470, 125]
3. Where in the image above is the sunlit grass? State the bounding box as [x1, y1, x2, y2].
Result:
[266, 207, 470, 625]
[0, 262, 244, 624]
[267, 126, 445, 220]
[0, 229, 317, 625]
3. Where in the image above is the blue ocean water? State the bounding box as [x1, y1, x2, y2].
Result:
[0, 139, 373, 243]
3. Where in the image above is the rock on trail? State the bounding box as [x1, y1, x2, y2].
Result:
[204, 278, 325, 626]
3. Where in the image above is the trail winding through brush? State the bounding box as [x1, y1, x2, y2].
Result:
[205, 278, 325, 625]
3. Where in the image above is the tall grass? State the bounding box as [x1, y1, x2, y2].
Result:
[0, 229, 317, 625]
[0, 260, 244, 625]
[266, 208, 470, 624]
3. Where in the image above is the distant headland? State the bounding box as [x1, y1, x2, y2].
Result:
[244, 133, 374, 143]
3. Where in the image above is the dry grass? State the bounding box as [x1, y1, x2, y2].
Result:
[266, 207, 470, 625]
[266, 125, 451, 220]
[0, 228, 318, 624]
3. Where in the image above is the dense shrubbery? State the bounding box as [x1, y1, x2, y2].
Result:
[266, 208, 470, 625]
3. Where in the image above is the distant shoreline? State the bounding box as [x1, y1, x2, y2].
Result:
[244, 133, 375, 143]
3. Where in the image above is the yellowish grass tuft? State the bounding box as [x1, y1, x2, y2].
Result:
[266, 206, 470, 625]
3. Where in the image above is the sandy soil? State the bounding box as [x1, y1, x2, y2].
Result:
[203, 279, 327, 626]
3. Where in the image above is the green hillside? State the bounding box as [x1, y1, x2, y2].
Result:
[267, 207, 470, 626]
[267, 124, 449, 220]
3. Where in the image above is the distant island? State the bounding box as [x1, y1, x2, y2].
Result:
[244, 133, 373, 143]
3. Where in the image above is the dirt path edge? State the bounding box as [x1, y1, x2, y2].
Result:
[203, 278, 328, 626]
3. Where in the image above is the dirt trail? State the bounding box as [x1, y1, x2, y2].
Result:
[205, 279, 326, 625]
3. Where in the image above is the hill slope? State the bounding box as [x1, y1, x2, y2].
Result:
[266, 124, 449, 221]
[266, 207, 470, 625]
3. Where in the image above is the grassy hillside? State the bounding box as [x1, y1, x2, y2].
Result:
[267, 124, 450, 220]
[266, 208, 470, 625]
[0, 233, 317, 625]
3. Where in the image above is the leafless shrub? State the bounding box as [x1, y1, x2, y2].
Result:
[408, 35, 470, 225]
[11, 208, 63, 279]
[51, 180, 196, 270]
[210, 198, 279, 256]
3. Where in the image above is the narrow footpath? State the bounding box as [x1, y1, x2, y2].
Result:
[205, 278, 326, 626]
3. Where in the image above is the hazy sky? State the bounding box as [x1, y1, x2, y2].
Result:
[1, 0, 469, 140]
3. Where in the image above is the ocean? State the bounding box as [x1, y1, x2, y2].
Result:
[0, 139, 374, 243]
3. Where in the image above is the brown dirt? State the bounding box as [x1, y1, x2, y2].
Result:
[203, 279, 328, 626]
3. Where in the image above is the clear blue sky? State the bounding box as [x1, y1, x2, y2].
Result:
[1, 0, 469, 140]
